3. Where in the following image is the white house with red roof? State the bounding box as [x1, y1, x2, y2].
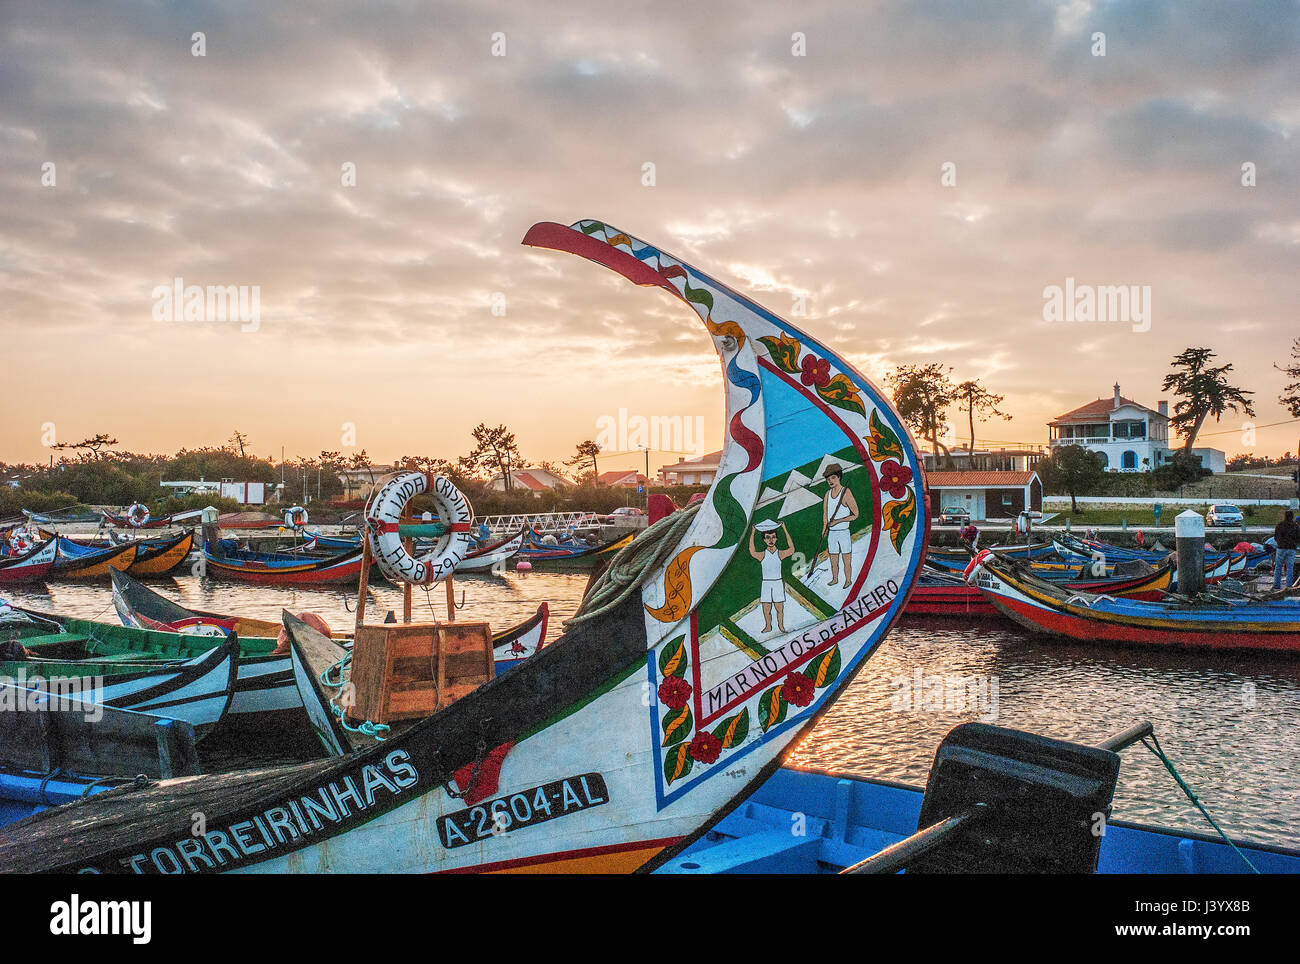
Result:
[1048, 384, 1226, 473]
[488, 467, 567, 495]
[598, 469, 650, 489]
[927, 470, 1042, 522]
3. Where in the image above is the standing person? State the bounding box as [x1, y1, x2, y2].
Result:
[820, 464, 859, 587]
[1274, 510, 1300, 590]
[749, 520, 796, 634]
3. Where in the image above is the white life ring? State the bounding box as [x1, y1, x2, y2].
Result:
[126, 503, 151, 528]
[8, 528, 35, 554]
[365, 473, 474, 585]
[962, 549, 994, 585]
[284, 505, 309, 529]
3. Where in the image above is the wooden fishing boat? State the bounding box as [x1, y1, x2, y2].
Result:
[966, 550, 1300, 653]
[654, 763, 1300, 873]
[519, 529, 633, 567]
[123, 529, 195, 576]
[49, 538, 138, 579]
[925, 549, 1117, 579]
[905, 560, 1175, 617]
[927, 541, 1055, 563]
[0, 218, 927, 874]
[1054, 533, 1269, 572]
[21, 508, 101, 525]
[453, 529, 526, 572]
[201, 539, 367, 585]
[0, 614, 238, 736]
[0, 538, 58, 583]
[44, 529, 196, 577]
[109, 568, 548, 672]
[100, 509, 195, 530]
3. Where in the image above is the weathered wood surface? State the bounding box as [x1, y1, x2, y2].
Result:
[0, 683, 198, 779]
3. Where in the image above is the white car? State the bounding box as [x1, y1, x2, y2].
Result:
[1206, 504, 1244, 527]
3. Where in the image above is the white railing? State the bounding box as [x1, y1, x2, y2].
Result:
[477, 511, 605, 536]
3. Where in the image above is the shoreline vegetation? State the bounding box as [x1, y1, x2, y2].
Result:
[0, 444, 711, 522]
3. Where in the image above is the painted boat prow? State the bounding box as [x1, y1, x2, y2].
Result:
[0, 219, 927, 874]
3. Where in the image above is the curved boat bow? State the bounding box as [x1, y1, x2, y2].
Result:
[0, 219, 927, 874]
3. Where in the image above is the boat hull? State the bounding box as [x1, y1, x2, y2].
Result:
[656, 767, 1300, 874]
[971, 559, 1300, 653]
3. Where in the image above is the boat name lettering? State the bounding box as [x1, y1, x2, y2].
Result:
[703, 580, 898, 717]
[437, 773, 609, 849]
[88, 750, 419, 874]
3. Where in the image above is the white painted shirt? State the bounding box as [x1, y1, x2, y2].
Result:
[825, 489, 851, 530]
[760, 548, 783, 580]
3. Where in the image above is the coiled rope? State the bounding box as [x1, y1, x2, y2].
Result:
[565, 503, 701, 630]
[318, 650, 389, 741]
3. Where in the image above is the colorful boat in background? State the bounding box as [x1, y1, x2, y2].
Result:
[110, 568, 550, 676]
[21, 508, 101, 525]
[906, 560, 1175, 617]
[927, 541, 1055, 564]
[101, 508, 203, 530]
[43, 528, 196, 577]
[0, 538, 58, 583]
[966, 550, 1300, 653]
[49, 538, 138, 579]
[518, 528, 631, 566]
[201, 539, 367, 585]
[1, 610, 238, 736]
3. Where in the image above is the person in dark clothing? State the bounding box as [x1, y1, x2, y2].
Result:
[1274, 511, 1300, 590]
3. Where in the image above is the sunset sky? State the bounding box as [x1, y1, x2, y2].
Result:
[3, 0, 1298, 474]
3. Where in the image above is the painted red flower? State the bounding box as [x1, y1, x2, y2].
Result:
[781, 671, 816, 708]
[800, 355, 831, 388]
[688, 730, 723, 764]
[879, 460, 913, 499]
[658, 676, 693, 710]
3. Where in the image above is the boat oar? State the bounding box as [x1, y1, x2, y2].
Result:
[840, 721, 1153, 875]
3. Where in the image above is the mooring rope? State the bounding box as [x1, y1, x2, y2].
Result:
[318, 650, 389, 740]
[564, 503, 702, 631]
[1141, 731, 1260, 873]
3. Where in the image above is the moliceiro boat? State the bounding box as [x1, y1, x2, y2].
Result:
[200, 540, 367, 586]
[965, 550, 1300, 653]
[906, 560, 1174, 617]
[0, 218, 926, 873]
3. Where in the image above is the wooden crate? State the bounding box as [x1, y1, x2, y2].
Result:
[348, 621, 494, 724]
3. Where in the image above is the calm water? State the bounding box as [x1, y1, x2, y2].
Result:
[9, 574, 1300, 848]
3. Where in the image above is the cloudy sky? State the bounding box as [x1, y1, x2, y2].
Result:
[2, 0, 1297, 473]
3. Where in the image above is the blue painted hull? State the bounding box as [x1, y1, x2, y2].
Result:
[656, 767, 1300, 874]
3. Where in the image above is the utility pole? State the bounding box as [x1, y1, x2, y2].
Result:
[640, 445, 650, 509]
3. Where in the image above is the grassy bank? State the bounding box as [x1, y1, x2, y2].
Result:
[1042, 505, 1288, 528]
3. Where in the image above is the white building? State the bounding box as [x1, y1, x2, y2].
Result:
[658, 450, 722, 486]
[1048, 384, 1225, 474]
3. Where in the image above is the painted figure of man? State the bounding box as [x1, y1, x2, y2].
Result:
[820, 463, 859, 586]
[749, 519, 796, 633]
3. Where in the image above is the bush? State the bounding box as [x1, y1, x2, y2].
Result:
[0, 488, 85, 517]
